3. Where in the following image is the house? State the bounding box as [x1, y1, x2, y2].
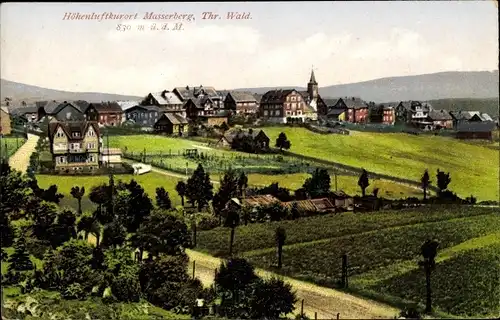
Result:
[260, 89, 306, 123]
[326, 107, 346, 121]
[328, 190, 354, 210]
[282, 198, 336, 214]
[456, 121, 496, 140]
[216, 128, 270, 149]
[143, 91, 184, 109]
[427, 109, 453, 129]
[0, 106, 12, 135]
[449, 111, 495, 129]
[173, 85, 224, 107]
[394, 101, 413, 124]
[198, 110, 230, 127]
[381, 105, 395, 125]
[223, 92, 259, 114]
[410, 102, 432, 124]
[38, 100, 88, 122]
[10, 105, 39, 123]
[329, 97, 369, 123]
[100, 148, 122, 168]
[48, 119, 101, 172]
[89, 101, 124, 126]
[124, 105, 161, 127]
[184, 98, 229, 120]
[153, 113, 189, 136]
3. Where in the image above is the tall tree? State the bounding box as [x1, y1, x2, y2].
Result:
[8, 236, 34, 272]
[237, 171, 249, 198]
[89, 183, 113, 223]
[70, 186, 85, 216]
[302, 168, 331, 198]
[155, 187, 172, 210]
[275, 227, 286, 269]
[77, 214, 99, 242]
[436, 169, 451, 193]
[116, 180, 153, 232]
[101, 218, 127, 248]
[224, 205, 240, 257]
[358, 169, 370, 197]
[186, 164, 214, 211]
[249, 277, 297, 319]
[213, 167, 239, 217]
[176, 181, 187, 207]
[421, 169, 431, 201]
[419, 239, 440, 314]
[47, 209, 77, 248]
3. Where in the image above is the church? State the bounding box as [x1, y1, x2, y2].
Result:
[259, 69, 327, 124]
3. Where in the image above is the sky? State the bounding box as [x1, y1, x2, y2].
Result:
[1, 1, 498, 96]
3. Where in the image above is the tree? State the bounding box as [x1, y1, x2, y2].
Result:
[176, 180, 187, 207]
[275, 132, 291, 152]
[116, 180, 153, 233]
[0, 170, 33, 219]
[358, 169, 370, 197]
[47, 209, 77, 248]
[70, 186, 85, 216]
[419, 239, 440, 314]
[249, 277, 297, 319]
[155, 187, 172, 210]
[31, 184, 64, 204]
[186, 164, 214, 211]
[421, 170, 431, 201]
[8, 236, 34, 272]
[302, 168, 331, 198]
[89, 183, 113, 224]
[27, 199, 59, 244]
[101, 218, 127, 248]
[104, 247, 141, 302]
[224, 205, 240, 257]
[436, 169, 451, 193]
[213, 167, 239, 217]
[275, 227, 286, 269]
[77, 214, 100, 243]
[131, 210, 191, 258]
[139, 254, 191, 310]
[373, 187, 379, 198]
[237, 171, 248, 198]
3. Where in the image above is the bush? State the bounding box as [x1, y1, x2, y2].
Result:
[197, 213, 220, 231]
[111, 273, 142, 302]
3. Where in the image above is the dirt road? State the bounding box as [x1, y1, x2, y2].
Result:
[8, 134, 39, 173]
[186, 249, 399, 319]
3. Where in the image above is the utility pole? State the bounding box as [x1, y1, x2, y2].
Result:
[334, 169, 338, 191]
[107, 131, 115, 218]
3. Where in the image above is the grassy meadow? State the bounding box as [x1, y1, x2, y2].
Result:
[0, 135, 25, 159]
[196, 206, 500, 317]
[261, 127, 499, 201]
[36, 172, 184, 213]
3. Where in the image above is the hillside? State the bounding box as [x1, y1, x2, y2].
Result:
[0, 79, 142, 106]
[261, 127, 499, 201]
[234, 70, 499, 102]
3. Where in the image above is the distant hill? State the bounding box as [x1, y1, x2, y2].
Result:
[234, 70, 499, 102]
[428, 98, 499, 117]
[1, 79, 142, 108]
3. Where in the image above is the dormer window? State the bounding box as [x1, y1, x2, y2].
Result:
[72, 132, 80, 138]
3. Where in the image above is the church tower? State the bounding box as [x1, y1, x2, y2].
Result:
[307, 69, 319, 101]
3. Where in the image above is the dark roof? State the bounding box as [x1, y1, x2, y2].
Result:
[222, 128, 267, 143]
[174, 85, 220, 101]
[327, 108, 345, 117]
[456, 121, 496, 132]
[261, 89, 296, 103]
[450, 110, 493, 121]
[48, 120, 98, 141]
[340, 97, 368, 109]
[10, 106, 38, 115]
[125, 105, 160, 113]
[227, 91, 258, 103]
[282, 198, 335, 212]
[242, 194, 280, 207]
[90, 101, 123, 113]
[323, 98, 340, 107]
[428, 109, 452, 121]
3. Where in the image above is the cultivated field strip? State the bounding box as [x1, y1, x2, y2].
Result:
[197, 207, 497, 256]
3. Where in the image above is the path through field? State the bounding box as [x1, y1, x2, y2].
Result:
[186, 249, 399, 319]
[8, 134, 39, 173]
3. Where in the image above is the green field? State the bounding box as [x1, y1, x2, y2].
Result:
[260, 127, 499, 201]
[245, 173, 423, 199]
[196, 206, 500, 317]
[36, 172, 184, 213]
[0, 136, 25, 159]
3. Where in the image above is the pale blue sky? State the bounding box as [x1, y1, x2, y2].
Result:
[1, 1, 498, 96]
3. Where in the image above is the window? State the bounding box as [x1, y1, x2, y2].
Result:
[89, 155, 95, 162]
[87, 143, 95, 149]
[58, 156, 65, 163]
[72, 132, 80, 138]
[56, 129, 65, 138]
[87, 128, 95, 137]
[292, 103, 296, 108]
[264, 110, 268, 116]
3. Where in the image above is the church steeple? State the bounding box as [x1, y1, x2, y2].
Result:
[307, 68, 318, 101]
[309, 69, 317, 85]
